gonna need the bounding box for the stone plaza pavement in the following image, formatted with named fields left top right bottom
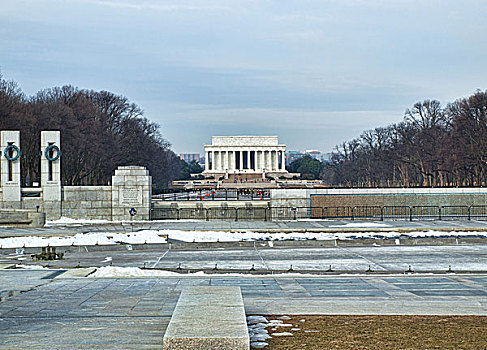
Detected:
left=1, top=219, right=487, bottom=348
left=4, top=244, right=486, bottom=273
left=3, top=218, right=487, bottom=238
left=1, top=270, right=487, bottom=349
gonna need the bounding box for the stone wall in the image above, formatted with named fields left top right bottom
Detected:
left=271, top=188, right=487, bottom=208
left=62, top=186, right=112, bottom=220
left=5, top=167, right=151, bottom=221
left=270, top=189, right=308, bottom=207
left=0, top=131, right=153, bottom=222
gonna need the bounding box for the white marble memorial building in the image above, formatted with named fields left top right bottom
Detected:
left=203, top=136, right=288, bottom=176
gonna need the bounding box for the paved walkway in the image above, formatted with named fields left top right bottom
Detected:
left=1, top=271, right=487, bottom=349
left=3, top=219, right=487, bottom=238
left=3, top=244, right=486, bottom=273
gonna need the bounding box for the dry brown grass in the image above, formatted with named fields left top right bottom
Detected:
left=263, top=315, right=487, bottom=350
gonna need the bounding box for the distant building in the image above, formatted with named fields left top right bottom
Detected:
left=285, top=150, right=304, bottom=166
left=321, top=152, right=332, bottom=163
left=203, top=136, right=289, bottom=175
left=305, top=150, right=322, bottom=160
left=286, top=150, right=332, bottom=164
left=180, top=153, right=200, bottom=163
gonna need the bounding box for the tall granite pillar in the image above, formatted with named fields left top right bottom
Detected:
left=41, top=131, right=62, bottom=219
left=1, top=131, right=21, bottom=208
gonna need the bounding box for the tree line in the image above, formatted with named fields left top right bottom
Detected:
left=322, top=90, right=487, bottom=187
left=0, top=73, right=183, bottom=192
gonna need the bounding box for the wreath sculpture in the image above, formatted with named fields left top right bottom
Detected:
left=4, top=145, right=21, bottom=161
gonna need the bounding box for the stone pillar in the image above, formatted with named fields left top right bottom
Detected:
left=275, top=149, right=279, bottom=171
left=239, top=150, right=243, bottom=170
left=1, top=130, right=21, bottom=208
left=41, top=131, right=62, bottom=219
left=211, top=151, right=215, bottom=171
left=205, top=151, right=210, bottom=171
left=224, top=150, right=230, bottom=171
left=247, top=149, right=251, bottom=170
left=281, top=150, right=286, bottom=170
left=265, top=150, right=271, bottom=171
left=111, top=166, right=152, bottom=221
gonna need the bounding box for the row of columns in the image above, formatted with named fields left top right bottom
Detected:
left=205, top=149, right=286, bottom=172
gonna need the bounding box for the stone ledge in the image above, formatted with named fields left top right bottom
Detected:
left=163, top=286, right=249, bottom=350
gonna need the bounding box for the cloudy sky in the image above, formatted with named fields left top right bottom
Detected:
left=1, top=0, right=486, bottom=154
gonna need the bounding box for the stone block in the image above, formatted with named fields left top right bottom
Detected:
left=123, top=177, right=137, bottom=186
left=96, top=191, right=111, bottom=201
left=83, top=191, right=97, bottom=201
left=98, top=200, right=112, bottom=208
left=111, top=208, right=127, bottom=217
left=163, top=286, right=249, bottom=350
left=62, top=201, right=78, bottom=209
left=111, top=176, right=126, bottom=186
left=21, top=198, right=42, bottom=210
left=114, top=169, right=132, bottom=176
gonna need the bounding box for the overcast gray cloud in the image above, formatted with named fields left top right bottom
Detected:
left=1, top=0, right=486, bottom=153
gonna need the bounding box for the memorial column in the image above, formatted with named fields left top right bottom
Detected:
left=247, top=149, right=251, bottom=170
left=275, top=149, right=279, bottom=171
left=229, top=150, right=233, bottom=171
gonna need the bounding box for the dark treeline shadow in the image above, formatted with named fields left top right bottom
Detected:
left=0, top=72, right=184, bottom=192
left=323, top=91, right=487, bottom=187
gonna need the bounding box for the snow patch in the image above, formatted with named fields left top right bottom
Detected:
left=15, top=264, right=49, bottom=269
left=0, top=231, right=166, bottom=248
left=329, top=222, right=391, bottom=228
left=46, top=217, right=112, bottom=226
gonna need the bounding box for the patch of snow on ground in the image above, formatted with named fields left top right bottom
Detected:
left=90, top=266, right=187, bottom=278
left=248, top=315, right=299, bottom=347
left=329, top=222, right=391, bottom=228
left=248, top=315, right=271, bottom=348
left=163, top=229, right=487, bottom=242
left=0, top=231, right=166, bottom=248
left=45, top=217, right=112, bottom=226
left=89, top=266, right=334, bottom=278
left=15, top=264, right=49, bottom=269
left=3, top=228, right=486, bottom=249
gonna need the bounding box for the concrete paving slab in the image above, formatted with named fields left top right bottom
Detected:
left=1, top=273, right=487, bottom=348
left=163, top=286, right=249, bottom=350
left=54, top=268, right=96, bottom=278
